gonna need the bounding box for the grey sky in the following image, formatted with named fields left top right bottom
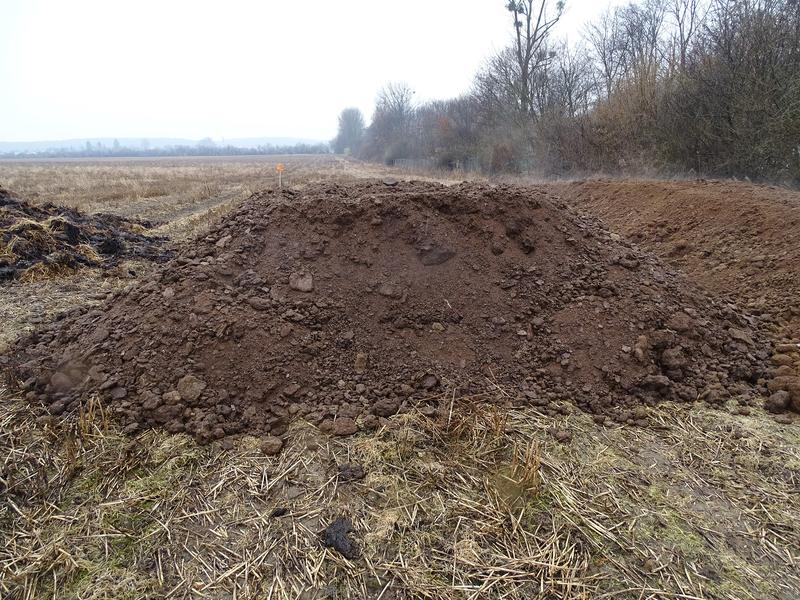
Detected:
left=0, top=0, right=619, bottom=143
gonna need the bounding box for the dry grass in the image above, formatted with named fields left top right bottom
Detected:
left=1, top=384, right=797, bottom=599
left=0, top=157, right=275, bottom=235
left=0, top=156, right=409, bottom=229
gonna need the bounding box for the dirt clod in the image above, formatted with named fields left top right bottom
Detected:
left=270, top=507, right=289, bottom=518
left=261, top=435, right=284, bottom=456
left=552, top=429, right=573, bottom=443
left=374, top=398, right=400, bottom=418
left=321, top=517, right=360, bottom=559
left=332, top=418, right=358, bottom=436
left=289, top=271, right=314, bottom=292
left=177, top=375, right=206, bottom=402
left=337, top=463, right=366, bottom=482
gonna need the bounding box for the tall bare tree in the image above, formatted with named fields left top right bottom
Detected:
left=669, top=0, right=706, bottom=71
left=586, top=8, right=628, bottom=98
left=506, top=0, right=565, bottom=116
left=362, top=82, right=417, bottom=163
left=332, top=108, right=365, bottom=155
left=375, top=82, right=415, bottom=134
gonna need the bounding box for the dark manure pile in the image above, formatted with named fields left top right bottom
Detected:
left=0, top=187, right=173, bottom=282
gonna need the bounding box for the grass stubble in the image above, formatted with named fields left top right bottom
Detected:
left=1, top=380, right=798, bottom=599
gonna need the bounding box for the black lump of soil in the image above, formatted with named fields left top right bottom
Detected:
left=321, top=517, right=360, bottom=559
left=336, top=463, right=366, bottom=482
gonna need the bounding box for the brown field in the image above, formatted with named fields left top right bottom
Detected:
left=0, top=155, right=383, bottom=234
left=0, top=156, right=798, bottom=600
left=0, top=155, right=464, bottom=226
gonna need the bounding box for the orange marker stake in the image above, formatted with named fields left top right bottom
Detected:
left=276, top=163, right=285, bottom=188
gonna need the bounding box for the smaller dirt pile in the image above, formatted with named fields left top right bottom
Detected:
left=553, top=178, right=800, bottom=414
left=0, top=187, right=172, bottom=281
left=4, top=181, right=771, bottom=443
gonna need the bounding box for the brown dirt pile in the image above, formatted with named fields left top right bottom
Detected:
left=3, top=181, right=770, bottom=443
left=552, top=178, right=800, bottom=413
left=0, top=187, right=172, bottom=281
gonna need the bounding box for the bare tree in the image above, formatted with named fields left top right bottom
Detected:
left=553, top=44, right=596, bottom=118
left=474, top=46, right=525, bottom=122
left=619, top=0, right=666, bottom=78
left=332, top=108, right=365, bottom=155
left=362, top=82, right=417, bottom=163
left=375, top=82, right=415, bottom=133
left=668, top=0, right=706, bottom=71
left=663, top=0, right=800, bottom=177
left=350, top=0, right=800, bottom=180
left=585, top=8, right=628, bottom=98
left=506, top=0, right=565, bottom=116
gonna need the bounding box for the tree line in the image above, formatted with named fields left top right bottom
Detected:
left=0, top=142, right=330, bottom=160
left=334, top=0, right=800, bottom=182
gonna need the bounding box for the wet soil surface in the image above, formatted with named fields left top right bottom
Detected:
left=3, top=181, right=772, bottom=442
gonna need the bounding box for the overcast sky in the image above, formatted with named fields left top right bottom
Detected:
left=0, top=0, right=620, bottom=143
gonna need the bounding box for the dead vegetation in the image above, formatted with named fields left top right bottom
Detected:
left=1, top=384, right=798, bottom=599
left=0, top=187, right=171, bottom=285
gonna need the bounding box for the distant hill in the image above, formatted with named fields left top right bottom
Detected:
left=0, top=137, right=325, bottom=153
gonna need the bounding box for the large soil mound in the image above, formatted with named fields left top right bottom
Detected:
left=4, top=181, right=770, bottom=443
left=0, top=187, right=172, bottom=281
left=552, top=178, right=800, bottom=413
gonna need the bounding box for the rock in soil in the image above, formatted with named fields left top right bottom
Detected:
left=3, top=181, right=770, bottom=443
left=289, top=271, right=314, bottom=292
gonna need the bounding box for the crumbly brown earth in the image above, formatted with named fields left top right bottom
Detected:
left=551, top=178, right=800, bottom=413
left=4, top=181, right=770, bottom=443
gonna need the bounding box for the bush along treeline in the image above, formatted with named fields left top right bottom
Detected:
left=334, top=0, right=800, bottom=182
left=0, top=141, right=330, bottom=160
